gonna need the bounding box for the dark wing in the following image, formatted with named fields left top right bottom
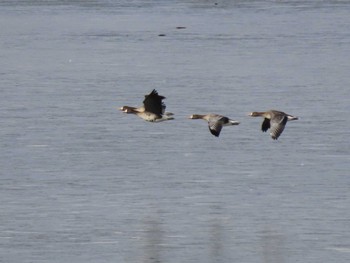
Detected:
left=143, top=89, right=165, bottom=116
left=269, top=115, right=288, bottom=140
left=208, top=116, right=225, bottom=137
left=261, top=118, right=270, bottom=132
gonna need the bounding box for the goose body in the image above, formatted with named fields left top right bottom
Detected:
left=120, top=90, right=174, bottom=122
left=189, top=114, right=240, bottom=137
left=249, top=110, right=298, bottom=140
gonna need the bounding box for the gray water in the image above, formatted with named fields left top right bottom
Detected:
left=1, top=1, right=350, bottom=262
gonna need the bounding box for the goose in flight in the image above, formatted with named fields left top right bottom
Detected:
left=249, top=110, right=298, bottom=140
left=189, top=114, right=240, bottom=137
left=120, top=89, right=174, bottom=122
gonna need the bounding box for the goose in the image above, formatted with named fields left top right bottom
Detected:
left=189, top=114, right=240, bottom=137
left=120, top=90, right=174, bottom=122
left=249, top=110, right=298, bottom=140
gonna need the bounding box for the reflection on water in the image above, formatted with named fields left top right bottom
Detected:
left=142, top=215, right=163, bottom=263
left=209, top=218, right=225, bottom=263
left=260, top=227, right=286, bottom=263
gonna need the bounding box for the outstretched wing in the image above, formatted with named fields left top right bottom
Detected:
left=208, top=116, right=226, bottom=137
left=269, top=115, right=288, bottom=140
left=143, top=89, right=165, bottom=116
left=261, top=118, right=270, bottom=132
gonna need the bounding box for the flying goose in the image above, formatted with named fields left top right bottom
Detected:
left=249, top=110, right=298, bottom=140
left=120, top=90, right=174, bottom=122
left=189, top=114, right=240, bottom=137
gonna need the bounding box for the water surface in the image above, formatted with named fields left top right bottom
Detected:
left=1, top=1, right=350, bottom=262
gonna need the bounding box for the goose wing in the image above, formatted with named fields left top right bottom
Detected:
left=143, top=89, right=165, bottom=116
left=269, top=114, right=288, bottom=140
left=261, top=118, right=270, bottom=132
left=208, top=115, right=226, bottom=137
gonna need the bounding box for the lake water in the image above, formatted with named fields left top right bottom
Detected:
left=1, top=1, right=350, bottom=262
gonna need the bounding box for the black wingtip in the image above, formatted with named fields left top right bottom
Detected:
left=261, top=118, right=270, bottom=132
left=148, top=89, right=165, bottom=100
left=209, top=129, right=220, bottom=137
